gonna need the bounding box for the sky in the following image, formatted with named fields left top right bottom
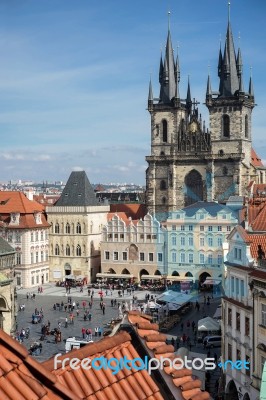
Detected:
left=0, top=0, right=265, bottom=185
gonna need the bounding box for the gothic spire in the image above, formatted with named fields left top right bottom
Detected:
left=159, top=23, right=177, bottom=104
left=206, top=74, right=212, bottom=98
left=186, top=76, right=192, bottom=115
left=148, top=78, right=153, bottom=101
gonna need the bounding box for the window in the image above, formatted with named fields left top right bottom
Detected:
left=66, top=245, right=70, bottom=256
left=113, top=252, right=118, bottom=261
left=236, top=278, right=239, bottom=295
left=16, top=233, right=21, bottom=243
left=152, top=234, right=157, bottom=239
left=231, top=277, right=235, bottom=293
left=66, top=223, right=70, bottom=234
left=217, top=237, right=223, bottom=247
left=218, top=254, right=223, bottom=265
left=180, top=253, right=185, bottom=263
left=180, top=225, right=185, bottom=231
left=245, top=317, right=250, bottom=336
left=245, top=115, right=249, bottom=138
left=241, top=280, right=245, bottom=296
left=188, top=237, right=194, bottom=246
left=208, top=237, right=213, bottom=247
left=200, top=226, right=204, bottom=232
left=207, top=254, right=213, bottom=264
left=172, top=225, right=176, bottom=231
left=162, top=119, right=167, bottom=142
left=172, top=236, right=177, bottom=246
left=208, top=226, right=213, bottom=232
left=146, top=234, right=151, bottom=240
left=160, top=180, right=167, bottom=190
left=199, top=214, right=204, bottom=220
left=227, top=226, right=231, bottom=232
left=223, top=114, right=230, bottom=137
left=218, top=226, right=222, bottom=232
left=200, top=237, right=205, bottom=247
left=40, top=231, right=44, bottom=241
left=262, top=304, right=266, bottom=326
left=76, top=223, right=81, bottom=234
left=236, top=348, right=241, bottom=361
left=76, top=245, right=81, bottom=256
left=149, top=253, right=154, bottom=262
left=55, top=223, right=60, bottom=234
left=16, top=253, right=21, bottom=265
left=55, top=245, right=60, bottom=256
left=238, top=249, right=242, bottom=260
left=199, top=253, right=205, bottom=264
left=35, top=232, right=39, bottom=241
left=181, top=236, right=185, bottom=246
left=188, top=253, right=194, bottom=263
left=236, top=312, right=240, bottom=331
left=41, top=251, right=44, bottom=262
left=105, top=251, right=110, bottom=260
left=228, top=308, right=232, bottom=326
left=31, top=232, right=34, bottom=242
left=120, top=234, right=124, bottom=239
left=122, top=252, right=127, bottom=261
left=228, top=344, right=232, bottom=360
left=158, top=253, right=163, bottom=262
left=189, top=225, right=193, bottom=231
left=32, top=276, right=35, bottom=285
left=222, top=214, right=226, bottom=219
left=171, top=252, right=177, bottom=263
left=140, top=252, right=145, bottom=261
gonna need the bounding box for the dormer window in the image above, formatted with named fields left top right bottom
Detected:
left=10, top=212, right=20, bottom=225
left=34, top=212, right=42, bottom=225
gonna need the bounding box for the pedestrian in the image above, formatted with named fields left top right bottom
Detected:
left=82, top=327, right=86, bottom=339
left=95, top=327, right=98, bottom=337
left=102, top=304, right=105, bottom=315
left=186, top=320, right=190, bottom=329
left=176, top=337, right=180, bottom=349
left=88, top=312, right=92, bottom=321
left=98, top=327, right=102, bottom=337
left=84, top=313, right=87, bottom=321
left=76, top=309, right=80, bottom=317
left=65, top=317, right=68, bottom=328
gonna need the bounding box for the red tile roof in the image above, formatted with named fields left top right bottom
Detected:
left=250, top=203, right=266, bottom=231
left=43, top=330, right=164, bottom=400
left=251, top=148, right=264, bottom=167
left=0, top=191, right=49, bottom=229
left=110, top=204, right=146, bottom=220
left=0, top=328, right=79, bottom=400
left=247, top=234, right=266, bottom=259
left=127, top=311, right=210, bottom=400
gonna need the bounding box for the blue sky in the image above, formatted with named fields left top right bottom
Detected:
left=0, top=0, right=265, bottom=184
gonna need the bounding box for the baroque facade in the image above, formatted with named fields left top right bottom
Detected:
left=145, top=13, right=265, bottom=218
left=47, top=170, right=109, bottom=283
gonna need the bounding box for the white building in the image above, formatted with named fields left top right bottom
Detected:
left=0, top=191, right=50, bottom=288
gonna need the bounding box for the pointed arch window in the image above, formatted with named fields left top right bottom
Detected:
left=66, top=244, right=70, bottom=256
left=65, top=223, right=70, bottom=234
left=76, top=245, right=81, bottom=256
left=222, top=115, right=230, bottom=138
left=160, top=180, right=167, bottom=190
left=76, top=223, right=81, bottom=234
left=55, top=244, right=60, bottom=256
left=162, top=120, right=168, bottom=142
left=245, top=115, right=249, bottom=138
left=55, top=223, right=60, bottom=234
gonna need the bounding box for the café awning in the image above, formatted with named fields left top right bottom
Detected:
left=167, top=276, right=195, bottom=282
left=96, top=273, right=134, bottom=279
left=141, top=275, right=162, bottom=280
left=203, top=278, right=222, bottom=285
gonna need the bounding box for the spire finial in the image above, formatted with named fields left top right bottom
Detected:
left=228, top=1, right=231, bottom=23
left=238, top=31, right=241, bottom=47
left=168, top=10, right=171, bottom=31
left=250, top=66, right=253, bottom=78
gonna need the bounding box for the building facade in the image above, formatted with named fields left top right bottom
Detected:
left=0, top=191, right=50, bottom=288
left=47, top=171, right=109, bottom=283
left=100, top=213, right=165, bottom=282
left=0, top=237, right=16, bottom=334
left=222, top=224, right=266, bottom=400
left=145, top=11, right=264, bottom=217
left=165, top=202, right=238, bottom=287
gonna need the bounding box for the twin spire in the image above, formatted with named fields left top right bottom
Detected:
left=149, top=7, right=255, bottom=108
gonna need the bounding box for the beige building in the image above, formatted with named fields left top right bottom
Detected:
left=47, top=171, right=109, bottom=283
left=0, top=237, right=16, bottom=334
left=0, top=191, right=50, bottom=288
left=100, top=213, right=166, bottom=282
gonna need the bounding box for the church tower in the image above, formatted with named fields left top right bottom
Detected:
left=205, top=6, right=255, bottom=202
left=146, top=22, right=212, bottom=218
left=146, top=8, right=257, bottom=218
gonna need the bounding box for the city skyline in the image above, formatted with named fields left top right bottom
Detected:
left=0, top=0, right=265, bottom=184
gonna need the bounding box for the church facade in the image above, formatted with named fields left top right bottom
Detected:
left=145, top=15, right=265, bottom=219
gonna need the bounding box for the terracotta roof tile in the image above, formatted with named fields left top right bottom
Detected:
left=145, top=333, right=167, bottom=342
left=154, top=344, right=174, bottom=354
left=251, top=148, right=264, bottom=167
left=137, top=322, right=159, bottom=331
left=247, top=234, right=266, bottom=258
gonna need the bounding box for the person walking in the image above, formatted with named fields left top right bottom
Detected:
left=102, top=304, right=105, bottom=315
left=98, top=327, right=102, bottom=337
left=95, top=327, right=98, bottom=337
left=65, top=317, right=68, bottom=328
left=82, top=327, right=86, bottom=339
